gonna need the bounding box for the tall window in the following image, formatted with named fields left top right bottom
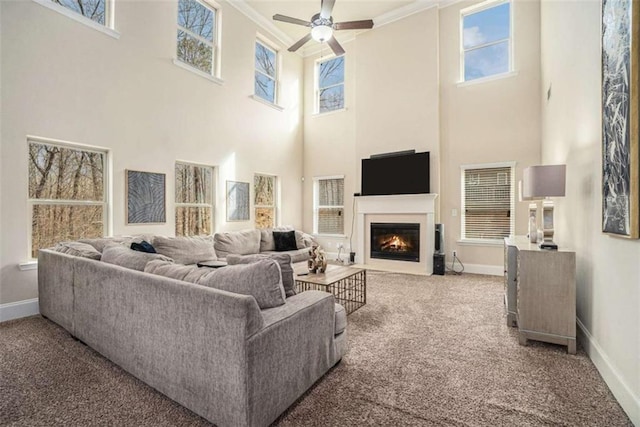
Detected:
left=175, top=162, right=214, bottom=236
left=49, top=0, right=109, bottom=25
left=254, top=174, right=276, bottom=229
left=461, top=163, right=515, bottom=241
left=177, top=0, right=218, bottom=76
left=317, top=56, right=345, bottom=113
left=255, top=40, right=278, bottom=104
left=461, top=0, right=511, bottom=82
left=314, top=177, right=344, bottom=235
left=28, top=138, right=108, bottom=258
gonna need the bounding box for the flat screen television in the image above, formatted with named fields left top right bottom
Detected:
left=361, top=151, right=430, bottom=196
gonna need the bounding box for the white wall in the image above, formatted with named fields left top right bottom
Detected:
left=540, top=1, right=639, bottom=423
left=0, top=0, right=303, bottom=304
left=302, top=7, right=440, bottom=258
left=439, top=0, right=542, bottom=270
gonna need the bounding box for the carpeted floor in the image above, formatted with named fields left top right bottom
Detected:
left=0, top=271, right=632, bottom=426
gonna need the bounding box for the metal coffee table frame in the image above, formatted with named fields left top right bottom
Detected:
left=294, top=264, right=366, bottom=314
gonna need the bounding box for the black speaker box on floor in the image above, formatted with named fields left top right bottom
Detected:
left=435, top=223, right=444, bottom=254
left=433, top=253, right=445, bottom=275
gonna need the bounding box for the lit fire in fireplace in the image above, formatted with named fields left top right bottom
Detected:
left=379, top=235, right=413, bottom=252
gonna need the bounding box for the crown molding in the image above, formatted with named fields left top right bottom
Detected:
left=225, top=0, right=294, bottom=49
left=374, top=0, right=439, bottom=28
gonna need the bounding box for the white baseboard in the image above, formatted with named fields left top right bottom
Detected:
left=0, top=298, right=40, bottom=322
left=577, top=318, right=639, bottom=425
left=458, top=263, right=503, bottom=276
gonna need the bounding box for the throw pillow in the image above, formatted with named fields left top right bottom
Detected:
left=259, top=226, right=294, bottom=252
left=101, top=245, right=173, bottom=271
left=53, top=242, right=102, bottom=260
left=145, top=260, right=211, bottom=283
left=153, top=236, right=216, bottom=265
left=196, top=260, right=285, bottom=309
left=131, top=240, right=157, bottom=254
left=226, top=253, right=296, bottom=297
left=273, top=230, right=298, bottom=252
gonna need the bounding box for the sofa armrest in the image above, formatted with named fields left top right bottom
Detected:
left=246, top=290, right=342, bottom=426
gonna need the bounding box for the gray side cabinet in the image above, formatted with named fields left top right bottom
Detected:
left=503, top=241, right=518, bottom=327
left=504, top=237, right=576, bottom=354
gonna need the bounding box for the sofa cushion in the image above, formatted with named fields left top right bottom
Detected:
left=334, top=303, right=346, bottom=335
left=262, top=248, right=310, bottom=264
left=273, top=230, right=298, bottom=252
left=52, top=242, right=102, bottom=260
left=153, top=236, right=216, bottom=265
left=145, top=260, right=212, bottom=283
left=78, top=237, right=130, bottom=253
left=101, top=245, right=173, bottom=271
left=214, top=229, right=261, bottom=258
left=226, top=253, right=296, bottom=298
left=295, top=231, right=316, bottom=249
left=197, top=260, right=285, bottom=309
left=259, top=226, right=294, bottom=252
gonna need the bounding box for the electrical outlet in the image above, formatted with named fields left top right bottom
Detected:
left=452, top=250, right=457, bottom=258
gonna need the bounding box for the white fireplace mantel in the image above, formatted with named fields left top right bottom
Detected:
left=355, top=194, right=438, bottom=275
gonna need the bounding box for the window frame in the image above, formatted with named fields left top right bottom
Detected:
left=32, top=0, right=119, bottom=38
left=254, top=173, right=278, bottom=229
left=27, top=136, right=111, bottom=260
left=253, top=37, right=280, bottom=106
left=459, top=0, right=513, bottom=83
left=315, top=55, right=346, bottom=114
left=459, top=161, right=515, bottom=246
left=313, top=175, right=345, bottom=236
left=175, top=0, right=222, bottom=81
left=174, top=161, right=215, bottom=237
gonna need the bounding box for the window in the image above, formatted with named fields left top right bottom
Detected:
left=254, top=40, right=278, bottom=104
left=461, top=163, right=515, bottom=242
left=28, top=138, right=108, bottom=258
left=175, top=162, right=214, bottom=236
left=254, top=174, right=276, bottom=229
left=314, top=177, right=344, bottom=235
left=48, top=0, right=109, bottom=25
left=317, top=56, right=345, bottom=113
left=461, top=0, right=511, bottom=82
left=177, top=0, right=218, bottom=76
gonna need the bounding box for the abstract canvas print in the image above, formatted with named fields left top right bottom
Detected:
left=226, top=180, right=250, bottom=221
left=126, top=170, right=166, bottom=224
left=601, top=0, right=639, bottom=238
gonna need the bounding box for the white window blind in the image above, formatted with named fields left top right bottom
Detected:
left=314, top=177, right=344, bottom=235
left=461, top=165, right=514, bottom=241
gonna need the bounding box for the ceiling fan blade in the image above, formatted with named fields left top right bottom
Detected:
left=320, top=0, right=336, bottom=19
left=334, top=19, right=374, bottom=30
left=273, top=14, right=311, bottom=27
left=288, top=33, right=313, bottom=52
left=327, top=36, right=345, bottom=56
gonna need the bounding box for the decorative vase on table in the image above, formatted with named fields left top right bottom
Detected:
left=308, top=245, right=327, bottom=273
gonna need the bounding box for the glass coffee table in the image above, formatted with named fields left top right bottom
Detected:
left=293, top=263, right=366, bottom=314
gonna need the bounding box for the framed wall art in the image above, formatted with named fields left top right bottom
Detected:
left=601, top=0, right=639, bottom=238
left=226, top=180, right=250, bottom=221
left=126, top=170, right=166, bottom=224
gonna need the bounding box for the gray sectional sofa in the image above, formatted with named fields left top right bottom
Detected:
left=38, top=228, right=346, bottom=427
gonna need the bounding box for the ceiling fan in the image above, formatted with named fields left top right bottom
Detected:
left=273, top=0, right=374, bottom=56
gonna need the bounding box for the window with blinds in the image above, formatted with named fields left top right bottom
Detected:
left=314, top=177, right=344, bottom=235
left=461, top=164, right=514, bottom=241
left=175, top=162, right=214, bottom=236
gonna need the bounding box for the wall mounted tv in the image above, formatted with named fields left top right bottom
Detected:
left=361, top=151, right=430, bottom=196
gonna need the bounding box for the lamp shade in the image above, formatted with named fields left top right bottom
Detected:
left=311, top=25, right=333, bottom=42
left=522, top=164, right=566, bottom=198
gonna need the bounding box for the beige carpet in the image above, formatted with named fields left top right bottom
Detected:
left=0, top=271, right=632, bottom=426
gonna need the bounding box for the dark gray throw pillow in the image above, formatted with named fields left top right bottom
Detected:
left=226, top=253, right=296, bottom=297
left=273, top=230, right=298, bottom=252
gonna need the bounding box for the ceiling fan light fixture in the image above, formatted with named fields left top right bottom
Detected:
left=311, top=25, right=333, bottom=42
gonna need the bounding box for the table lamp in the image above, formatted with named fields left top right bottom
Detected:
left=522, top=165, right=566, bottom=249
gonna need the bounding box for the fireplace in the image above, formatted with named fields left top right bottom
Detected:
left=370, top=223, right=420, bottom=262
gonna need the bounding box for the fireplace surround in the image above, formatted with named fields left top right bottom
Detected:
left=355, top=194, right=437, bottom=275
